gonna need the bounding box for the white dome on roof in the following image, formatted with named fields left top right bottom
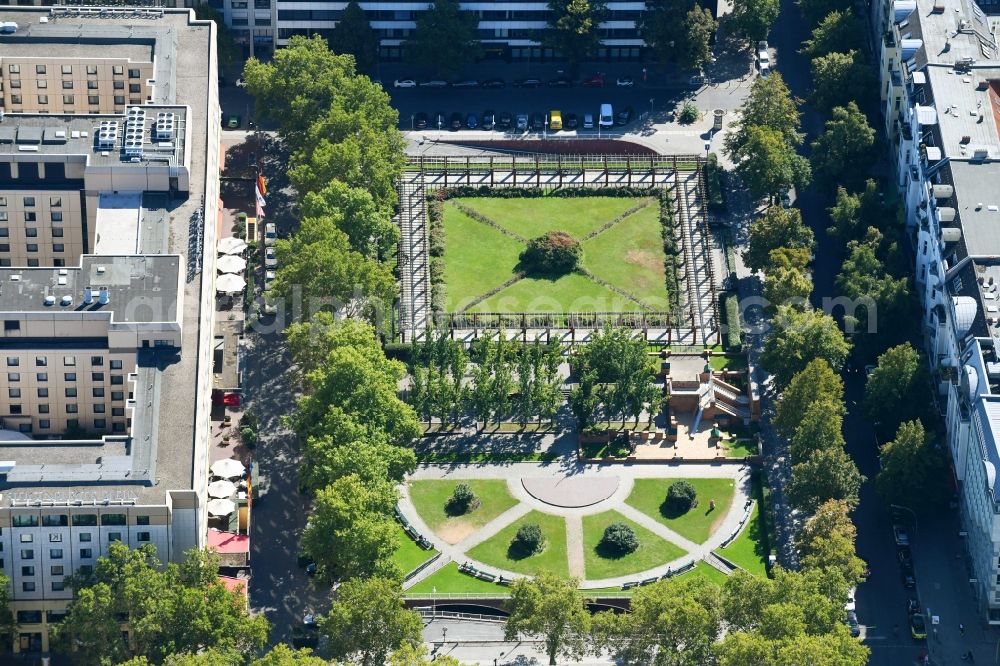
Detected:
left=954, top=296, right=978, bottom=338
left=965, top=364, right=980, bottom=401
left=985, top=459, right=997, bottom=493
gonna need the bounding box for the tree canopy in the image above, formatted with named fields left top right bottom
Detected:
left=330, top=1, right=380, bottom=73
left=876, top=419, right=948, bottom=508
left=300, top=181, right=398, bottom=260
left=322, top=577, right=423, bottom=666
left=835, top=227, right=910, bottom=339
left=732, top=126, right=812, bottom=201
left=761, top=306, right=851, bottom=389
left=52, top=544, right=269, bottom=665
left=406, top=0, right=482, bottom=77
left=796, top=500, right=866, bottom=584
left=729, top=0, right=780, bottom=42
left=810, top=102, right=875, bottom=188
left=787, top=446, right=864, bottom=511
left=799, top=10, right=863, bottom=56
left=505, top=574, right=591, bottom=665
left=725, top=74, right=803, bottom=157
left=744, top=206, right=815, bottom=274
left=642, top=0, right=718, bottom=70
left=795, top=0, right=854, bottom=30
left=864, top=343, right=930, bottom=438
left=542, top=0, right=609, bottom=72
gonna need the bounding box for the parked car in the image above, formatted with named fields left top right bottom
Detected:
left=481, top=78, right=506, bottom=88
left=414, top=112, right=428, bottom=130
left=599, top=103, right=614, bottom=128
left=452, top=79, right=479, bottom=87
left=564, top=112, right=579, bottom=130
left=581, top=73, right=605, bottom=88
left=514, top=78, right=542, bottom=88
left=264, top=246, right=277, bottom=268
left=615, top=106, right=634, bottom=126
left=225, top=114, right=240, bottom=129
left=616, top=76, right=634, bottom=87
left=393, top=79, right=417, bottom=88
left=893, top=525, right=910, bottom=546
left=898, top=546, right=913, bottom=568
left=262, top=294, right=277, bottom=316
left=530, top=112, right=545, bottom=131
left=549, top=109, right=563, bottom=131
left=264, top=222, right=277, bottom=246
left=433, top=111, right=447, bottom=129
left=235, top=77, right=246, bottom=88
left=465, top=113, right=478, bottom=129
left=846, top=610, right=861, bottom=638
left=901, top=570, right=916, bottom=588
left=845, top=586, right=856, bottom=612
left=498, top=111, right=513, bottom=130
left=548, top=77, right=572, bottom=88
left=516, top=113, right=529, bottom=131
left=583, top=113, right=595, bottom=129
left=757, top=41, right=771, bottom=77
left=449, top=112, right=463, bottom=130
left=482, top=110, right=496, bottom=130
left=264, top=270, right=276, bottom=287
left=909, top=611, right=927, bottom=640
left=420, top=79, right=449, bottom=87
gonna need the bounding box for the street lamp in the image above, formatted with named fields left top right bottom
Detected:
left=442, top=627, right=448, bottom=645
left=410, top=114, right=414, bottom=131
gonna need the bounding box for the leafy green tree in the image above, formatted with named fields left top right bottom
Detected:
left=680, top=6, right=719, bottom=70
left=52, top=544, right=269, bottom=665
left=799, top=10, right=862, bottom=56
left=406, top=0, right=482, bottom=77
left=826, top=180, right=884, bottom=240
left=795, top=0, right=853, bottom=27
left=286, top=312, right=376, bottom=380
left=864, top=343, right=929, bottom=438
left=810, top=102, right=875, bottom=190
left=592, top=576, right=722, bottom=665
left=272, top=216, right=396, bottom=317
left=321, top=577, right=423, bottom=666
left=301, top=181, right=398, bottom=260
left=576, top=327, right=659, bottom=424
left=409, top=333, right=469, bottom=425
left=732, top=126, right=812, bottom=201
left=810, top=53, right=875, bottom=111
left=761, top=306, right=851, bottom=389
left=388, top=643, right=465, bottom=665
left=724, top=73, right=803, bottom=158
left=836, top=227, right=910, bottom=337
left=301, top=474, right=401, bottom=582
left=729, top=0, right=779, bottom=42
left=570, top=368, right=600, bottom=429
left=796, top=500, right=866, bottom=584
left=789, top=396, right=845, bottom=462
left=642, top=0, right=717, bottom=70
left=787, top=446, right=864, bottom=511
left=243, top=35, right=360, bottom=150
left=877, top=420, right=948, bottom=508
left=330, top=1, right=380, bottom=73
left=250, top=645, right=329, bottom=666
left=722, top=568, right=852, bottom=636
left=744, top=207, right=815, bottom=274
left=301, top=423, right=416, bottom=491
left=505, top=574, right=591, bottom=665
left=763, top=262, right=813, bottom=308
left=773, top=359, right=844, bottom=440
left=542, top=0, right=609, bottom=72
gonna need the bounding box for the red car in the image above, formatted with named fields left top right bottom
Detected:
left=581, top=74, right=605, bottom=88
left=223, top=392, right=242, bottom=407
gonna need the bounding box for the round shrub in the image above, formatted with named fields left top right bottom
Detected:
left=519, top=231, right=582, bottom=275
left=600, top=522, right=639, bottom=555
left=679, top=102, right=699, bottom=125
left=666, top=480, right=698, bottom=513
left=511, top=523, right=545, bottom=556
left=445, top=483, right=480, bottom=516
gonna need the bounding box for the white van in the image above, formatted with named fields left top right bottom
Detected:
left=599, top=103, right=614, bottom=129
left=264, top=222, right=277, bottom=246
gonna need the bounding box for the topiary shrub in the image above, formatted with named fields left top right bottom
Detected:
left=679, top=102, right=699, bottom=124
left=599, top=522, right=639, bottom=556
left=510, top=523, right=545, bottom=557
left=519, top=231, right=582, bottom=276
left=665, top=480, right=698, bottom=516
left=445, top=483, right=480, bottom=516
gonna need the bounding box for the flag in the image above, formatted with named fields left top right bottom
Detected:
left=256, top=174, right=267, bottom=196
left=255, top=198, right=265, bottom=219
left=254, top=183, right=266, bottom=209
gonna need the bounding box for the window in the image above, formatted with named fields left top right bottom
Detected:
left=128, top=68, right=141, bottom=78
left=22, top=582, right=35, bottom=592
left=51, top=581, right=64, bottom=592
left=113, top=65, right=123, bottom=75
left=23, top=197, right=34, bottom=207
left=36, top=79, right=46, bottom=89
left=87, top=65, right=97, bottom=75
left=12, top=515, right=37, bottom=527
left=36, top=372, right=47, bottom=382
left=50, top=565, right=64, bottom=576
left=25, top=244, right=37, bottom=253
left=3, top=320, right=17, bottom=331
left=47, top=610, right=67, bottom=624
left=24, top=212, right=36, bottom=222
left=91, top=373, right=104, bottom=382
left=25, top=228, right=36, bottom=238
left=114, top=95, right=126, bottom=105
left=136, top=516, right=150, bottom=526
left=111, top=375, right=124, bottom=385
left=48, top=534, right=61, bottom=543
left=62, top=95, right=74, bottom=105
left=0, top=229, right=7, bottom=237
left=93, top=404, right=105, bottom=414
left=92, top=388, right=104, bottom=398
left=0, top=245, right=8, bottom=253
left=36, top=389, right=47, bottom=398
left=37, top=95, right=47, bottom=105
left=6, top=357, right=17, bottom=367
left=94, top=419, right=106, bottom=429
left=7, top=373, right=18, bottom=382
left=35, top=65, right=45, bottom=74
left=88, top=95, right=99, bottom=105
left=112, top=407, right=125, bottom=417
left=67, top=419, right=77, bottom=429
left=51, top=212, right=62, bottom=222
left=78, top=532, right=92, bottom=541
left=16, top=611, right=41, bottom=624
left=19, top=534, right=32, bottom=543
left=61, top=65, right=72, bottom=75
left=101, top=514, right=126, bottom=526
left=20, top=549, right=33, bottom=559
left=9, top=405, right=20, bottom=415
left=113, top=80, right=124, bottom=90
left=129, top=83, right=141, bottom=93
left=79, top=565, right=93, bottom=576
left=7, top=65, right=18, bottom=74
left=113, top=423, right=126, bottom=433
left=112, top=392, right=124, bottom=401
left=64, top=372, right=76, bottom=381
left=108, top=532, right=122, bottom=543
left=79, top=548, right=92, bottom=559
left=65, top=404, right=77, bottom=414
left=41, top=515, right=66, bottom=527
left=38, top=420, right=49, bottom=429
left=20, top=566, right=34, bottom=576
left=87, top=81, right=98, bottom=90
left=52, top=228, right=63, bottom=238
left=37, top=405, right=48, bottom=415
left=7, top=389, right=18, bottom=399
left=64, top=388, right=76, bottom=398
left=7, top=80, right=19, bottom=89
left=10, top=95, right=20, bottom=105
left=137, top=532, right=151, bottom=542
left=110, top=360, right=123, bottom=370
left=35, top=357, right=46, bottom=367
left=61, top=81, right=73, bottom=90
left=52, top=244, right=64, bottom=253
left=49, top=549, right=63, bottom=560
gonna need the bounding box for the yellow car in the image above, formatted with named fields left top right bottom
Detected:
left=549, top=110, right=563, bottom=131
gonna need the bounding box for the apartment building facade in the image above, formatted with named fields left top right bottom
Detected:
left=877, top=0, right=1000, bottom=621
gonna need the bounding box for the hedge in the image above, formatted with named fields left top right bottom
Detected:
left=704, top=153, right=726, bottom=212
left=658, top=190, right=683, bottom=313
left=425, top=197, right=447, bottom=313
left=722, top=292, right=742, bottom=351
left=428, top=185, right=661, bottom=200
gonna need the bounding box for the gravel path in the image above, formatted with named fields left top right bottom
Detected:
left=565, top=514, right=586, bottom=579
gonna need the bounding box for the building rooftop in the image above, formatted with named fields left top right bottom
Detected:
left=926, top=66, right=1000, bottom=160
left=946, top=161, right=1000, bottom=257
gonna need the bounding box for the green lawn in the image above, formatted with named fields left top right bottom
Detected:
left=408, top=480, right=518, bottom=545
left=442, top=207, right=525, bottom=311
left=582, top=205, right=669, bottom=309
left=467, top=510, right=569, bottom=577
left=459, top=197, right=644, bottom=240
left=582, top=510, right=685, bottom=580
left=723, top=438, right=758, bottom=458
left=467, top=271, right=640, bottom=313
left=625, top=478, right=737, bottom=544
left=394, top=529, right=435, bottom=576
left=406, top=562, right=507, bottom=595
left=679, top=562, right=731, bottom=587
left=718, top=476, right=770, bottom=577
left=709, top=354, right=749, bottom=371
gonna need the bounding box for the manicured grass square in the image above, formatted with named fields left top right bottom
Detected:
left=459, top=197, right=644, bottom=240
left=582, top=510, right=685, bottom=580
left=407, top=562, right=506, bottom=595
left=442, top=207, right=526, bottom=312
left=625, top=478, right=737, bottom=544
left=679, top=562, right=730, bottom=587
left=466, top=510, right=569, bottom=577
left=393, top=528, right=435, bottom=576
left=582, top=204, right=669, bottom=309
left=467, top=271, right=640, bottom=313
left=408, top=480, right=518, bottom=545
left=719, top=498, right=769, bottom=577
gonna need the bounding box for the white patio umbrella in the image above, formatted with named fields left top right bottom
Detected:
left=216, top=274, right=246, bottom=294
left=210, top=458, right=246, bottom=478
left=217, top=236, right=248, bottom=255
left=216, top=255, right=247, bottom=274
left=207, top=479, right=237, bottom=498
left=207, top=498, right=237, bottom=517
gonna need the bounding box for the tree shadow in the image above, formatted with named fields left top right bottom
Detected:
left=507, top=540, right=544, bottom=561
left=594, top=542, right=632, bottom=561
left=659, top=499, right=692, bottom=520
